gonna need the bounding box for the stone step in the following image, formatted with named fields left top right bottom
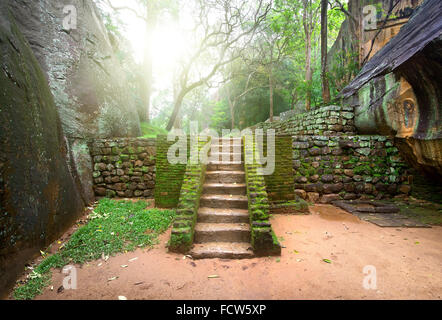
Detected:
left=207, top=162, right=244, bottom=171
left=209, top=153, right=243, bottom=163
left=205, top=171, right=245, bottom=184
left=203, top=183, right=246, bottom=195
left=194, top=223, right=251, bottom=243
left=198, top=207, right=249, bottom=223
left=211, top=138, right=242, bottom=144
left=190, top=242, right=254, bottom=259
left=210, top=145, right=243, bottom=153
left=200, top=194, right=248, bottom=209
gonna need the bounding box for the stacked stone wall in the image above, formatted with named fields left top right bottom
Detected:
left=292, top=135, right=412, bottom=203
left=90, top=138, right=156, bottom=198
left=256, top=105, right=356, bottom=136
left=154, top=135, right=193, bottom=208
left=262, top=135, right=295, bottom=202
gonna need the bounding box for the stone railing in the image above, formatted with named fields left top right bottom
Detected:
left=168, top=138, right=209, bottom=253
left=243, top=136, right=281, bottom=256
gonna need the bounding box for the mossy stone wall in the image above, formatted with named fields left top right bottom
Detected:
left=256, top=105, right=355, bottom=136
left=262, top=135, right=295, bottom=202
left=90, top=138, right=156, bottom=198
left=292, top=135, right=412, bottom=203
left=154, top=135, right=191, bottom=208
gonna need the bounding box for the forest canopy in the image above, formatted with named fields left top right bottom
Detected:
left=96, top=0, right=349, bottom=133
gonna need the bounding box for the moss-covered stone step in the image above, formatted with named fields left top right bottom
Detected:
left=194, top=223, right=251, bottom=243
left=198, top=208, right=249, bottom=223
left=200, top=194, right=248, bottom=209
left=203, top=183, right=246, bottom=195
left=205, top=171, right=245, bottom=184
left=210, top=144, right=243, bottom=153
left=207, top=162, right=244, bottom=171
left=212, top=138, right=242, bottom=143
left=209, top=153, right=243, bottom=163
left=190, top=242, right=254, bottom=259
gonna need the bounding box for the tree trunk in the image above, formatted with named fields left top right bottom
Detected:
left=321, top=0, right=331, bottom=104
left=269, top=64, right=274, bottom=122
left=305, top=31, right=312, bottom=111
left=166, top=92, right=185, bottom=131
left=141, top=52, right=152, bottom=123
left=141, top=1, right=157, bottom=123
left=230, top=103, right=235, bottom=130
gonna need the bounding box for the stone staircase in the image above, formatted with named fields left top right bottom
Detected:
left=190, top=138, right=254, bottom=259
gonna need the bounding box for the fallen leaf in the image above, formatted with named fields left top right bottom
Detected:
left=323, top=259, right=332, bottom=264
left=293, top=250, right=299, bottom=254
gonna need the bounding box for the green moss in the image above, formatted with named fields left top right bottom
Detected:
left=167, top=139, right=208, bottom=253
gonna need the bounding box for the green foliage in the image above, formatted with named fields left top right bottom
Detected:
left=328, top=49, right=360, bottom=95
left=13, top=199, right=175, bottom=300
left=140, top=121, right=167, bottom=138
left=208, top=0, right=348, bottom=130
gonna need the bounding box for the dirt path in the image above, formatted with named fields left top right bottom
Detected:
left=34, top=205, right=442, bottom=300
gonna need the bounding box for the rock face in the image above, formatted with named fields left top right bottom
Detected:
left=0, top=13, right=84, bottom=297
left=8, top=0, right=141, bottom=139
left=328, top=0, right=423, bottom=92
left=338, top=0, right=442, bottom=181
left=7, top=0, right=142, bottom=204
left=0, top=0, right=142, bottom=297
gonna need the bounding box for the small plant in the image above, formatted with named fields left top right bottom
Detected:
left=13, top=198, right=175, bottom=300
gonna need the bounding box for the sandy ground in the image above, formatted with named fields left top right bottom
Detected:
left=33, top=204, right=442, bottom=300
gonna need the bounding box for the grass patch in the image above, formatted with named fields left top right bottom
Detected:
left=13, top=198, right=175, bottom=300
left=140, top=122, right=167, bottom=138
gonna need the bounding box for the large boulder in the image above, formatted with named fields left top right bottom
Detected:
left=340, top=0, right=442, bottom=181
left=8, top=0, right=141, bottom=139
left=0, top=0, right=143, bottom=297
left=7, top=0, right=142, bottom=204
left=0, top=13, right=84, bottom=297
